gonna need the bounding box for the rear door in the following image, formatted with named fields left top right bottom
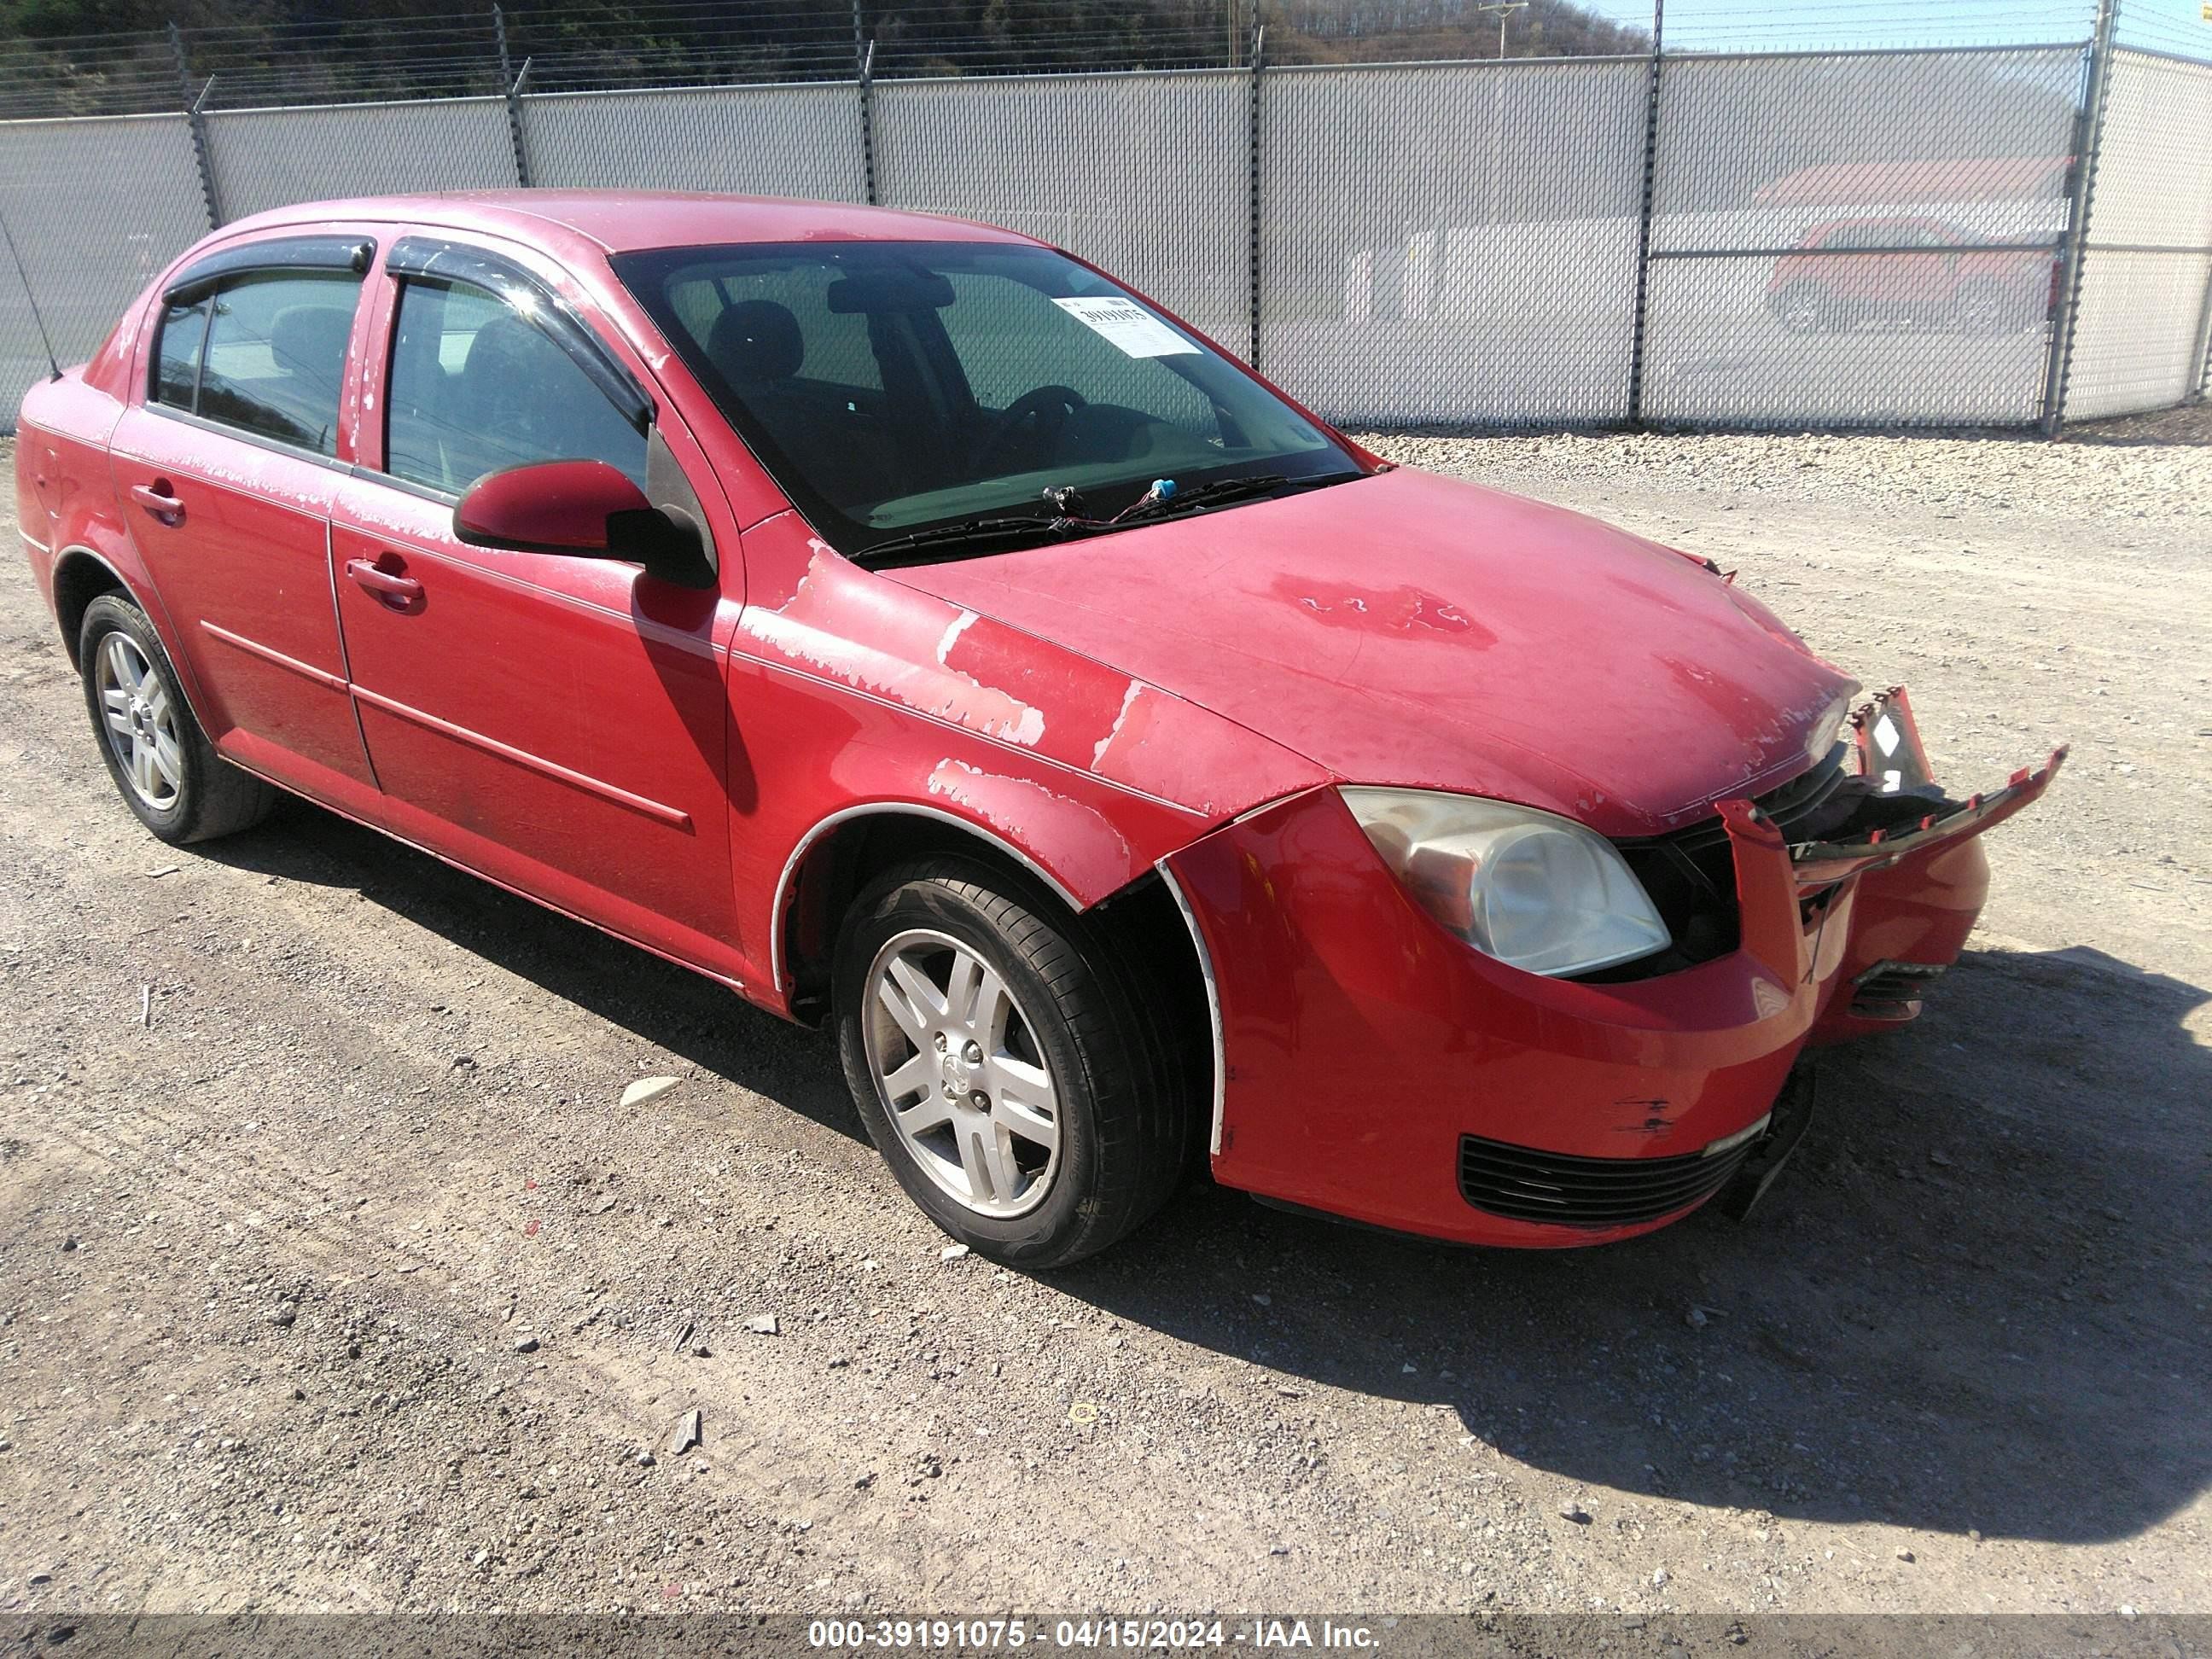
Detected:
left=327, top=233, right=745, bottom=978
left=108, top=235, right=377, bottom=796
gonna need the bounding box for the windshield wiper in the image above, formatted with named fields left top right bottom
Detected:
left=848, top=514, right=1092, bottom=569
left=848, top=472, right=1371, bottom=568
left=1113, top=470, right=1366, bottom=524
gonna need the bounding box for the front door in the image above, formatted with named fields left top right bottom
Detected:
left=329, top=241, right=742, bottom=977
left=109, top=253, right=376, bottom=795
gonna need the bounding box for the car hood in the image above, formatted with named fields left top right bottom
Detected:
left=887, top=467, right=1859, bottom=839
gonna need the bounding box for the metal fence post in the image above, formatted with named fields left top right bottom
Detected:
left=2187, top=259, right=2212, bottom=404
left=855, top=2, right=879, bottom=205
left=494, top=6, right=533, bottom=188
left=1623, top=0, right=1663, bottom=429
left=1246, top=18, right=1265, bottom=371
left=2040, top=0, right=2119, bottom=437
left=170, top=22, right=223, bottom=230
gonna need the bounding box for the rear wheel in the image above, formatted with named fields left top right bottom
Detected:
left=1772, top=282, right=1831, bottom=335
left=833, top=856, right=1196, bottom=1268
left=1954, top=279, right=2019, bottom=336
left=78, top=593, right=276, bottom=845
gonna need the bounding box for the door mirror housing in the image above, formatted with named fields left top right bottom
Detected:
left=454, top=459, right=715, bottom=589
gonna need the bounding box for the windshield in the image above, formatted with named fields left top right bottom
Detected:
left=611, top=241, right=1357, bottom=557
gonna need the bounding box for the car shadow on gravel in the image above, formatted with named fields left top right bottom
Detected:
left=194, top=798, right=866, bottom=1144
left=1057, top=945, right=2211, bottom=1550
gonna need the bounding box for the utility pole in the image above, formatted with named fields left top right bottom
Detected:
left=1475, top=0, right=1529, bottom=58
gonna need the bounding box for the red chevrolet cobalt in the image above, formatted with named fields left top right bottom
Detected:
left=15, top=193, right=2061, bottom=1266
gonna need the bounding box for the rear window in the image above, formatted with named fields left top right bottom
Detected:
left=152, top=269, right=361, bottom=456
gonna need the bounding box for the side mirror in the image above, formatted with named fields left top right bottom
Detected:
left=454, top=459, right=715, bottom=589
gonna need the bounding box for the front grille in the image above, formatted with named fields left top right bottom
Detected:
left=1458, top=1132, right=1761, bottom=1228
left=1603, top=743, right=1855, bottom=975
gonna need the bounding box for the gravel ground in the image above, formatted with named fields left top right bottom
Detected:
left=1, top=425, right=2206, bottom=1621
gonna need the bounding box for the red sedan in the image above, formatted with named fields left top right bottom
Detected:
left=14, top=193, right=2061, bottom=1266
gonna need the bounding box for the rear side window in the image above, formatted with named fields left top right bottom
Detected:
left=152, top=270, right=360, bottom=456
left=384, top=276, right=649, bottom=495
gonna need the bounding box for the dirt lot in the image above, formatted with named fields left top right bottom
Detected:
left=1, top=421, right=2206, bottom=1621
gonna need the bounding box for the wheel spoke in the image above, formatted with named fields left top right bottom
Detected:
left=970, top=966, right=1011, bottom=1046
left=880, top=1049, right=936, bottom=1106
left=943, top=948, right=982, bottom=1027
left=993, top=1091, right=1057, bottom=1154
left=987, top=1051, right=1054, bottom=1107
left=151, top=731, right=183, bottom=790
left=105, top=635, right=137, bottom=694
left=103, top=708, right=133, bottom=742
left=894, top=1090, right=956, bottom=1138
left=131, top=735, right=157, bottom=796
left=958, top=1121, right=1022, bottom=1206
left=876, top=956, right=940, bottom=1047
left=143, top=682, right=171, bottom=727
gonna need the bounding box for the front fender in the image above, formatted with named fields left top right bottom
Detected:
left=727, top=512, right=1327, bottom=1010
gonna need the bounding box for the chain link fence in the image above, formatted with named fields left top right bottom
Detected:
left=4, top=9, right=2210, bottom=437
left=1258, top=57, right=1648, bottom=424
left=2064, top=47, right=2212, bottom=418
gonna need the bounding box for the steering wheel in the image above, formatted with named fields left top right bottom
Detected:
left=975, top=384, right=1088, bottom=474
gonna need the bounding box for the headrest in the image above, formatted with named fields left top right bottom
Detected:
left=268, top=305, right=353, bottom=379
left=707, top=300, right=803, bottom=383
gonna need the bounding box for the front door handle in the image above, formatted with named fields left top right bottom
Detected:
left=346, top=556, right=423, bottom=608
left=131, top=481, right=184, bottom=525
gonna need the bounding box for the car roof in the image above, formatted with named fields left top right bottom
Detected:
left=217, top=189, right=1041, bottom=257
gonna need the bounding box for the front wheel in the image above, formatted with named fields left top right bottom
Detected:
left=833, top=856, right=1196, bottom=1268
left=78, top=592, right=276, bottom=845
left=1771, top=282, right=1831, bottom=335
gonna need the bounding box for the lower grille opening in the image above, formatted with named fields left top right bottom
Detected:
left=1850, top=958, right=1946, bottom=1019
left=1457, top=1132, right=1761, bottom=1228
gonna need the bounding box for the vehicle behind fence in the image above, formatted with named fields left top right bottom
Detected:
left=3, top=8, right=2209, bottom=438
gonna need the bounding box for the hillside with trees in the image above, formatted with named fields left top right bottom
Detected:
left=0, top=0, right=1651, bottom=117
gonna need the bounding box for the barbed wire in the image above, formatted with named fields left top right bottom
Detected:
left=0, top=0, right=2200, bottom=122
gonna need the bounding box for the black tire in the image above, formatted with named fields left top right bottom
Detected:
left=1954, top=279, right=2019, bottom=337
left=78, top=592, right=277, bottom=845
left=832, top=855, right=1196, bottom=1269
left=1771, top=282, right=1830, bottom=335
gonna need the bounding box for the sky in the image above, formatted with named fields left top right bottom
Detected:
left=1566, top=0, right=2211, bottom=56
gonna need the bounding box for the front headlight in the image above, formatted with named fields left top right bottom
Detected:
left=1339, top=788, right=1671, bottom=977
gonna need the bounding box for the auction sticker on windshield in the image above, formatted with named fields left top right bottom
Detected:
left=1052, top=295, right=1198, bottom=357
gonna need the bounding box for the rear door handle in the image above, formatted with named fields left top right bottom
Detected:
left=131, top=481, right=184, bottom=524
left=346, top=557, right=424, bottom=608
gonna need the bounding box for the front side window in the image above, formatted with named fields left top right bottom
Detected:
left=614, top=241, right=1351, bottom=556
left=153, top=295, right=209, bottom=410
left=384, top=276, right=649, bottom=496
left=152, top=270, right=359, bottom=455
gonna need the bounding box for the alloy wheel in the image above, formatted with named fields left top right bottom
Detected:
left=94, top=632, right=183, bottom=811
left=863, top=927, right=1062, bottom=1219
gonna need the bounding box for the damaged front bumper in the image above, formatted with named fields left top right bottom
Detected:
left=1798, top=687, right=2065, bottom=1042
left=1161, top=685, right=2062, bottom=1248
